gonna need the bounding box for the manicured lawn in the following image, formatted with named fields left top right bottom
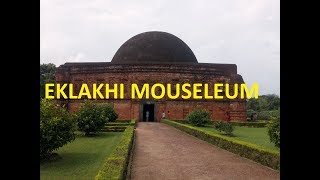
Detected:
left=40, top=132, right=123, bottom=180
left=196, top=126, right=279, bottom=151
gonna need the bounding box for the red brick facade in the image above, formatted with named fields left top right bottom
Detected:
left=55, top=62, right=247, bottom=122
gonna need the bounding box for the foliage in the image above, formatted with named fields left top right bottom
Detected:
left=102, top=120, right=136, bottom=132
left=76, top=101, right=118, bottom=135
left=169, top=120, right=276, bottom=149
left=115, top=120, right=132, bottom=123
left=162, top=120, right=280, bottom=170
left=104, top=105, right=118, bottom=122
left=247, top=94, right=280, bottom=122
left=186, top=108, right=211, bottom=127
left=267, top=117, right=280, bottom=148
left=102, top=126, right=127, bottom=132
left=257, top=110, right=280, bottom=120
left=247, top=94, right=280, bottom=111
left=95, top=126, right=134, bottom=180
left=228, top=121, right=267, bottom=127
left=246, top=109, right=256, bottom=118
left=40, top=99, right=76, bottom=159
left=129, top=119, right=137, bottom=127
left=105, top=123, right=130, bottom=126
left=40, top=63, right=56, bottom=98
left=212, top=121, right=234, bottom=135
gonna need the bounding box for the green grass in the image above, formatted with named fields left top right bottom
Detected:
left=40, top=132, right=123, bottom=180
left=195, top=126, right=279, bottom=151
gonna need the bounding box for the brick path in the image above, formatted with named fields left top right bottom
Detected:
left=129, top=122, right=279, bottom=180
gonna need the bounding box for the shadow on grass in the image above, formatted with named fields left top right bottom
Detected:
left=40, top=152, right=101, bottom=170
left=40, top=153, right=62, bottom=163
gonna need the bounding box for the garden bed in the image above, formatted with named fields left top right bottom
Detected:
left=103, top=120, right=137, bottom=132
left=162, top=120, right=280, bottom=170
left=95, top=125, right=135, bottom=180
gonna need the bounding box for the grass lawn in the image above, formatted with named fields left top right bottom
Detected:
left=196, top=126, right=279, bottom=151
left=40, top=132, right=123, bottom=180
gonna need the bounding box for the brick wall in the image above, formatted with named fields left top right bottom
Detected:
left=56, top=62, right=247, bottom=122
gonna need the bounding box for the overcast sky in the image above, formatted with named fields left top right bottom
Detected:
left=40, top=0, right=280, bottom=96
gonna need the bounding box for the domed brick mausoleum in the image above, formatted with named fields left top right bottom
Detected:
left=56, top=31, right=246, bottom=122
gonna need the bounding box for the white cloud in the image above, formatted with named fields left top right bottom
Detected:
left=69, top=52, right=86, bottom=62
left=40, top=0, right=280, bottom=95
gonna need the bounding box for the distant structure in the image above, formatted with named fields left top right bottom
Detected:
left=56, top=31, right=246, bottom=122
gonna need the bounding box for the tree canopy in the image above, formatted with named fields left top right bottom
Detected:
left=40, top=63, right=56, bottom=98
left=247, top=94, right=280, bottom=111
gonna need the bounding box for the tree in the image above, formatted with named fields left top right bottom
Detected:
left=40, top=63, right=56, bottom=98
left=212, top=121, right=234, bottom=135
left=267, top=116, right=280, bottom=148
left=246, top=94, right=280, bottom=120
left=40, top=99, right=76, bottom=159
left=76, top=101, right=118, bottom=135
left=247, top=98, right=260, bottom=111
left=246, top=94, right=280, bottom=112
left=187, top=108, right=211, bottom=127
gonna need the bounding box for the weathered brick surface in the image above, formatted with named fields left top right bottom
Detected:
left=56, top=63, right=247, bottom=122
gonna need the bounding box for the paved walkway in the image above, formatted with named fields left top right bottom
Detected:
left=129, top=122, right=279, bottom=180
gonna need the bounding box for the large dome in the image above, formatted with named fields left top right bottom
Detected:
left=111, top=31, right=198, bottom=64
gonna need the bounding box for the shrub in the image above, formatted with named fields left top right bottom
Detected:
left=106, top=123, right=130, bottom=126
left=213, top=121, right=234, bottom=135
left=186, top=108, right=211, bottom=127
left=129, top=119, right=137, bottom=127
left=96, top=126, right=134, bottom=180
left=162, top=120, right=280, bottom=170
left=101, top=126, right=127, bottom=132
left=257, top=110, right=280, bottom=120
left=115, top=120, right=131, bottom=123
left=267, top=117, right=280, bottom=148
left=40, top=99, right=76, bottom=159
left=229, top=121, right=267, bottom=127
left=104, top=105, right=118, bottom=122
left=246, top=109, right=256, bottom=118
left=102, top=120, right=136, bottom=132
left=76, top=101, right=118, bottom=136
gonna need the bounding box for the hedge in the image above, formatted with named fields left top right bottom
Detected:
left=228, top=121, right=267, bottom=127
left=106, top=123, right=130, bottom=126
left=102, top=120, right=137, bottom=132
left=129, top=119, right=137, bottom=127
left=257, top=110, right=280, bottom=120
left=95, top=125, right=135, bottom=180
left=102, top=126, right=127, bottom=132
left=162, top=120, right=280, bottom=170
left=115, top=120, right=132, bottom=123
left=170, top=120, right=267, bottom=127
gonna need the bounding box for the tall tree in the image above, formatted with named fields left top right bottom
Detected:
left=247, top=94, right=280, bottom=111
left=40, top=63, right=56, bottom=98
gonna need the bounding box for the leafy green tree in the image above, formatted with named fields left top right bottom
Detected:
left=267, top=116, right=280, bottom=148
left=104, top=105, right=118, bottom=122
left=187, top=108, right=211, bottom=127
left=247, top=99, right=260, bottom=111
left=246, top=94, right=280, bottom=120
left=40, top=63, right=56, bottom=98
left=246, top=94, right=280, bottom=111
left=268, top=95, right=280, bottom=110
left=213, top=121, right=234, bottom=135
left=40, top=99, right=76, bottom=159
left=76, top=101, right=118, bottom=135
